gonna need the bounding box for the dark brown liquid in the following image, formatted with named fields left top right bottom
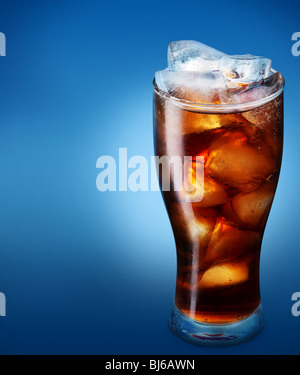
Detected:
left=154, top=90, right=283, bottom=324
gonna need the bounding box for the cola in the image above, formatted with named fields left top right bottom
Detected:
left=154, top=86, right=283, bottom=325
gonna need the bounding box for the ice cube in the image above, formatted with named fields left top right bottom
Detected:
left=181, top=165, right=228, bottom=207
left=205, top=127, right=277, bottom=192
left=231, top=179, right=277, bottom=228
left=198, top=253, right=255, bottom=289
left=204, top=220, right=261, bottom=264
left=220, top=54, right=271, bottom=82
left=229, top=72, right=283, bottom=104
left=221, top=200, right=242, bottom=225
left=169, top=203, right=216, bottom=255
left=155, top=70, right=228, bottom=104
left=174, top=206, right=218, bottom=290
left=181, top=112, right=247, bottom=135
left=241, top=93, right=284, bottom=161
left=168, top=40, right=225, bottom=71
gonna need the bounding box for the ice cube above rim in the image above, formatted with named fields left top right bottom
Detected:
left=220, top=54, right=272, bottom=82
left=168, top=40, right=225, bottom=72
left=155, top=40, right=282, bottom=105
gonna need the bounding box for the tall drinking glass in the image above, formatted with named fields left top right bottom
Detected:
left=153, top=70, right=284, bottom=346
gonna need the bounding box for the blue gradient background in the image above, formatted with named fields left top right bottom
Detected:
left=0, top=0, right=299, bottom=355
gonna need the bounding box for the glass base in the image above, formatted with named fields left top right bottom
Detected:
left=169, top=304, right=264, bottom=347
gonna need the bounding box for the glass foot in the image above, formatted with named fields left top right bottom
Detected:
left=169, top=304, right=264, bottom=347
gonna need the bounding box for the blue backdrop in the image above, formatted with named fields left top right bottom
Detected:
left=0, top=0, right=299, bottom=355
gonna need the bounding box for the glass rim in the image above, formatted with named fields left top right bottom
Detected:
left=153, top=70, right=285, bottom=114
